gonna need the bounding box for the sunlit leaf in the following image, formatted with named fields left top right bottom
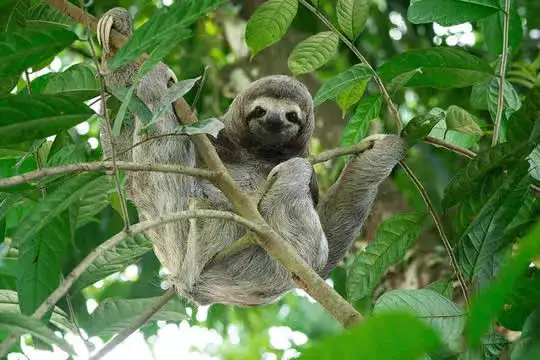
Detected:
left=173, top=117, right=225, bottom=138
left=12, top=173, right=104, bottom=247
left=314, top=64, right=372, bottom=106
left=375, top=289, right=466, bottom=344
left=337, top=79, right=368, bottom=116
left=340, top=95, right=381, bottom=147
left=298, top=312, right=441, bottom=360
left=378, top=48, right=493, bottom=89
left=0, top=94, right=93, bottom=145
left=336, top=0, right=370, bottom=41
left=288, top=31, right=339, bottom=75
left=445, top=105, right=484, bottom=136
left=347, top=213, right=424, bottom=302
left=87, top=295, right=187, bottom=336
left=0, top=312, right=75, bottom=355
left=245, top=0, right=298, bottom=57
left=407, top=0, right=500, bottom=26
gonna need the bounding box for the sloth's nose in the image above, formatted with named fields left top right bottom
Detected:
left=264, top=114, right=285, bottom=132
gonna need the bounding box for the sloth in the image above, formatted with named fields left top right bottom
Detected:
left=97, top=8, right=407, bottom=306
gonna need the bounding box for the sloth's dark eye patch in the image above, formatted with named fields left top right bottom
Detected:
left=286, top=111, right=299, bottom=124
left=251, top=106, right=266, bottom=118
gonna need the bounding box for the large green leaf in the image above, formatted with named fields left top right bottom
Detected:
left=298, top=312, right=441, bottom=360
left=314, top=64, right=372, bottom=106
left=347, top=213, right=424, bottom=302
left=456, top=164, right=530, bottom=279
left=2, top=0, right=29, bottom=32
left=0, top=290, right=73, bottom=332
left=25, top=3, right=76, bottom=28
left=375, top=289, right=466, bottom=344
left=245, top=0, right=298, bottom=57
left=336, top=0, right=370, bottom=41
left=17, top=214, right=70, bottom=319
left=337, top=79, right=368, bottom=116
left=340, top=95, right=381, bottom=147
left=466, top=223, right=540, bottom=343
left=288, top=31, right=339, bottom=76
left=480, top=7, right=523, bottom=55
left=76, top=176, right=113, bottom=228
left=407, top=0, right=500, bottom=26
left=378, top=48, right=493, bottom=89
left=12, top=173, right=104, bottom=247
left=75, top=234, right=152, bottom=291
left=401, top=108, right=446, bottom=146
left=42, top=63, right=99, bottom=102
left=87, top=295, right=187, bottom=336
left=0, top=94, right=93, bottom=146
left=0, top=24, right=77, bottom=80
left=0, top=312, right=75, bottom=355
left=109, top=0, right=222, bottom=69
left=442, top=142, right=534, bottom=209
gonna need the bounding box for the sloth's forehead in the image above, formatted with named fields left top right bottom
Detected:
left=249, top=97, right=302, bottom=113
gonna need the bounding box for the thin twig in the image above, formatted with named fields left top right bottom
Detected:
left=492, top=0, right=512, bottom=146
left=111, top=132, right=187, bottom=160
left=0, top=210, right=260, bottom=357
left=308, top=139, right=374, bottom=164
left=78, top=0, right=131, bottom=229
left=44, top=0, right=364, bottom=331
left=423, top=137, right=476, bottom=159
left=89, top=288, right=177, bottom=360
left=0, top=161, right=218, bottom=190
left=298, top=0, right=402, bottom=133
left=399, top=161, right=470, bottom=304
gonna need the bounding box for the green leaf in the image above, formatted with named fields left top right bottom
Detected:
left=456, top=164, right=530, bottom=279
left=466, top=223, right=540, bottom=343
left=337, top=79, right=368, bottom=116
left=386, top=68, right=422, bottom=96
left=429, top=118, right=482, bottom=149
left=75, top=234, right=152, bottom=291
left=340, top=95, right=381, bottom=147
left=445, top=105, right=484, bottom=136
left=480, top=7, right=523, bottom=55
left=76, top=176, right=113, bottom=228
left=108, top=85, right=153, bottom=129
left=173, top=117, right=225, bottom=138
left=347, top=213, right=424, bottom=302
left=12, top=173, right=104, bottom=247
left=378, top=48, right=493, bottom=89
left=25, top=3, right=76, bottom=28
left=288, top=31, right=339, bottom=75
left=3, top=0, right=29, bottom=32
left=17, top=213, right=70, bottom=320
left=0, top=73, right=20, bottom=96
left=401, top=110, right=445, bottom=146
left=407, top=0, right=500, bottom=26
left=314, top=64, right=372, bottom=106
left=0, top=94, right=93, bottom=146
left=487, top=78, right=521, bottom=143
left=0, top=290, right=73, bottom=332
left=336, top=0, right=370, bottom=40
left=144, top=77, right=200, bottom=129
left=0, top=24, right=77, bottom=79
left=0, top=312, right=75, bottom=355
left=498, top=268, right=540, bottom=331
left=109, top=0, right=223, bottom=69
left=245, top=0, right=298, bottom=57
left=298, top=312, right=441, bottom=360
left=442, top=142, right=534, bottom=209
left=425, top=279, right=453, bottom=299
left=375, top=289, right=466, bottom=344
left=87, top=295, right=187, bottom=336
left=43, top=63, right=99, bottom=102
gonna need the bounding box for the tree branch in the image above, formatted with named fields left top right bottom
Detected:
left=423, top=137, right=476, bottom=159
left=0, top=161, right=218, bottom=190
left=308, top=138, right=374, bottom=164
left=492, top=0, right=512, bottom=146
left=89, top=288, right=177, bottom=360
left=0, top=210, right=260, bottom=357
left=44, top=0, right=363, bottom=330
left=399, top=161, right=470, bottom=304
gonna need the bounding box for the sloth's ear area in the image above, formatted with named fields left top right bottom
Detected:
left=167, top=76, right=176, bottom=88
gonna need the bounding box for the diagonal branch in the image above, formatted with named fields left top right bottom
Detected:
left=0, top=161, right=219, bottom=190
left=492, top=0, right=512, bottom=146
left=43, top=0, right=363, bottom=330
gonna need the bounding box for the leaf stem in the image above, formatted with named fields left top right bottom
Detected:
left=298, top=0, right=402, bottom=133
left=399, top=161, right=470, bottom=305
left=492, top=0, right=512, bottom=146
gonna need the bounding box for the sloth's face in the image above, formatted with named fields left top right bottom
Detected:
left=245, top=97, right=303, bottom=147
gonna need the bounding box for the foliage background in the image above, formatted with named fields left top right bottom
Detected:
left=0, top=0, right=539, bottom=359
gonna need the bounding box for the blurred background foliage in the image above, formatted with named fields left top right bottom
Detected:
left=0, top=0, right=539, bottom=358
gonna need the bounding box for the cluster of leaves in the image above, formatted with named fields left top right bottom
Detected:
left=0, top=0, right=538, bottom=359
